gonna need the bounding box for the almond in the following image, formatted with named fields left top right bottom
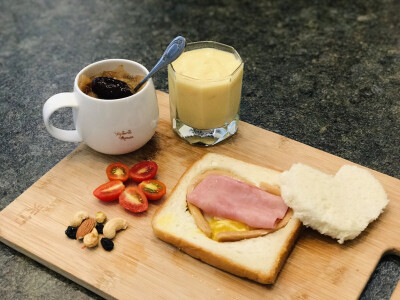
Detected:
left=76, top=218, right=96, bottom=239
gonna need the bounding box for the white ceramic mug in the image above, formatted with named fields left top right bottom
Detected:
left=43, top=59, right=159, bottom=155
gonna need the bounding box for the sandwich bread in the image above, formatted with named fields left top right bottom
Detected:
left=152, top=153, right=301, bottom=284
left=280, top=163, right=389, bottom=243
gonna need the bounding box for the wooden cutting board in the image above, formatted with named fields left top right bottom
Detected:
left=1, top=91, right=399, bottom=299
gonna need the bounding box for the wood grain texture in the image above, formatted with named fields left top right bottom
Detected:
left=1, top=91, right=399, bottom=299
left=392, top=280, right=400, bottom=300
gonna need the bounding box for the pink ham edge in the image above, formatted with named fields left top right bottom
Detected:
left=187, top=174, right=288, bottom=229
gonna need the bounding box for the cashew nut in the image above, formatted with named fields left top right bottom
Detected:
left=70, top=211, right=89, bottom=227
left=95, top=211, right=107, bottom=224
left=83, top=228, right=99, bottom=248
left=103, top=218, right=128, bottom=239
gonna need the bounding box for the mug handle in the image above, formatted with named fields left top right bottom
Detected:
left=42, top=92, right=82, bottom=142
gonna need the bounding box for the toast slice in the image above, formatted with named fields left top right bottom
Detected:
left=152, top=153, right=301, bottom=284
left=280, top=163, right=389, bottom=243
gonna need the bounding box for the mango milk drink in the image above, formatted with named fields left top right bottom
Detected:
left=168, top=41, right=243, bottom=146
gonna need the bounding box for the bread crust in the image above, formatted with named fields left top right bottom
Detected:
left=153, top=218, right=301, bottom=284
left=151, top=153, right=302, bottom=284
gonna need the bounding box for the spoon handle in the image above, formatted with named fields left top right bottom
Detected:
left=134, top=36, right=186, bottom=93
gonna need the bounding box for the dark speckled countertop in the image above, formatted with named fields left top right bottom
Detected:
left=1, top=0, right=399, bottom=299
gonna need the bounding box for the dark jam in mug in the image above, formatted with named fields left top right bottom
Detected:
left=78, top=65, right=145, bottom=100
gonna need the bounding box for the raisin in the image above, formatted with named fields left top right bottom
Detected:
left=91, top=77, right=133, bottom=99
left=65, top=226, right=78, bottom=239
left=95, top=223, right=104, bottom=234
left=101, top=238, right=114, bottom=251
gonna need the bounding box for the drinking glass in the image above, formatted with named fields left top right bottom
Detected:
left=168, top=41, right=244, bottom=146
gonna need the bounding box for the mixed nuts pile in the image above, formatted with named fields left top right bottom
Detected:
left=65, top=210, right=127, bottom=252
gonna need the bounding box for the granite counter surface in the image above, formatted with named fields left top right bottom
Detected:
left=1, top=0, right=399, bottom=299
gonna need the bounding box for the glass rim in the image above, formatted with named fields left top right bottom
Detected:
left=169, top=41, right=243, bottom=82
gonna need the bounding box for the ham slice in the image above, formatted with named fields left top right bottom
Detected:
left=187, top=174, right=288, bottom=229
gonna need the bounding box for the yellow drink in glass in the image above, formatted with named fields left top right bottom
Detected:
left=168, top=41, right=244, bottom=146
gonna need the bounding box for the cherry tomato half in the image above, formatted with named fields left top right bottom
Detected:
left=93, top=180, right=125, bottom=202
left=119, top=186, right=148, bottom=213
left=129, top=161, right=158, bottom=182
left=106, top=162, right=130, bottom=182
left=138, top=179, right=166, bottom=200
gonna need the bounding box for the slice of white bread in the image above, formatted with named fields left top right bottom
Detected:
left=152, top=153, right=301, bottom=284
left=280, top=163, right=389, bottom=244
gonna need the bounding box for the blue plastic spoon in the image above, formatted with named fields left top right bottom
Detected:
left=133, top=36, right=186, bottom=93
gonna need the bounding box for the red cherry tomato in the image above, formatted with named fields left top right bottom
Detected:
left=93, top=180, right=125, bottom=202
left=106, top=162, right=130, bottom=182
left=138, top=179, right=166, bottom=200
left=119, top=186, right=148, bottom=213
left=129, top=161, right=158, bottom=182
